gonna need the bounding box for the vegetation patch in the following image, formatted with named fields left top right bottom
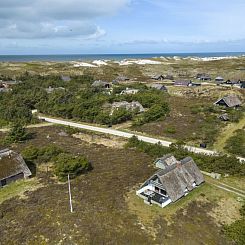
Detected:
left=224, top=129, right=245, bottom=157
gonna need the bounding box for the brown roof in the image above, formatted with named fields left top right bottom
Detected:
left=0, top=149, right=31, bottom=180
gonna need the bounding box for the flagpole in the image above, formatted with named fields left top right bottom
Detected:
left=68, top=174, right=73, bottom=213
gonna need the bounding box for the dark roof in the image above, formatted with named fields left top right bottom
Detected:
left=214, top=95, right=242, bottom=107
left=174, top=80, right=192, bottom=86
left=0, top=149, right=32, bottom=180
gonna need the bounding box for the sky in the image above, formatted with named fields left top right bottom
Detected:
left=0, top=0, right=244, bottom=54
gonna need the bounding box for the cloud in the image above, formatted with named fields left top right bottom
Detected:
left=0, top=0, right=130, bottom=39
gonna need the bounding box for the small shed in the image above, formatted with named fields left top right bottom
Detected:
left=214, top=95, right=242, bottom=108
left=218, top=113, right=229, bottom=121
left=0, top=149, right=32, bottom=187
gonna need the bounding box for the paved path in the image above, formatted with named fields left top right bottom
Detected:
left=38, top=115, right=245, bottom=162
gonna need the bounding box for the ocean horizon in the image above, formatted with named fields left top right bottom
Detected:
left=0, top=52, right=244, bottom=62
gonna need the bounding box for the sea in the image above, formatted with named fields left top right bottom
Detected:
left=0, top=52, right=244, bottom=62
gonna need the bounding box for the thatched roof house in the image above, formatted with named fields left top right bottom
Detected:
left=136, top=155, right=204, bottom=208
left=92, top=80, right=110, bottom=88
left=215, top=76, right=224, bottom=82
left=174, top=80, right=192, bottom=86
left=116, top=76, right=129, bottom=81
left=149, top=83, right=167, bottom=91
left=120, top=87, right=139, bottom=95
left=151, top=74, right=174, bottom=80
left=214, top=95, right=242, bottom=108
left=111, top=101, right=145, bottom=115
left=196, top=73, right=211, bottom=81
left=60, top=75, right=71, bottom=82
left=151, top=74, right=165, bottom=80
left=0, top=149, right=32, bottom=187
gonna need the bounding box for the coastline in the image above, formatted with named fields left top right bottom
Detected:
left=0, top=52, right=244, bottom=62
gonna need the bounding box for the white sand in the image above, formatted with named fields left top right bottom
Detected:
left=92, top=60, right=108, bottom=66
left=73, top=62, right=97, bottom=67
left=114, top=59, right=162, bottom=66
left=189, top=56, right=238, bottom=61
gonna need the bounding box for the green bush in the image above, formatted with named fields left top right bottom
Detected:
left=54, top=153, right=90, bottom=181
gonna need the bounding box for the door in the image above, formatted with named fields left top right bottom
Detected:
left=1, top=179, right=7, bottom=187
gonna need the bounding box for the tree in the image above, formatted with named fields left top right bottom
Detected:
left=54, top=153, right=90, bottom=181
left=4, top=123, right=31, bottom=144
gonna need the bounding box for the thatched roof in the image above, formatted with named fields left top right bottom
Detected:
left=214, top=95, right=242, bottom=107
left=155, top=154, right=178, bottom=169
left=92, top=80, right=110, bottom=87
left=61, top=75, right=71, bottom=82
left=174, top=80, right=192, bottom=86
left=149, top=83, right=167, bottom=91
left=0, top=149, right=31, bottom=180
left=215, top=76, right=224, bottom=81
left=147, top=156, right=204, bottom=202
left=116, top=76, right=129, bottom=81
left=111, top=101, right=145, bottom=113
left=151, top=74, right=164, bottom=80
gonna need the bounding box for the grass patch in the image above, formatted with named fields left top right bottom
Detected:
left=0, top=178, right=41, bottom=204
